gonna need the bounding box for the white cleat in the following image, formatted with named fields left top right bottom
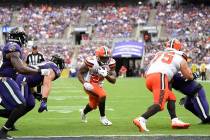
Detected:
left=80, top=109, right=87, bottom=123
left=100, top=116, right=112, bottom=126
left=171, top=118, right=191, bottom=129
left=133, top=117, right=149, bottom=132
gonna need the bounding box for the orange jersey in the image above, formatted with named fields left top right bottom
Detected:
left=84, top=56, right=116, bottom=84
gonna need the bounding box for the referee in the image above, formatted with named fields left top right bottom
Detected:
left=26, top=45, right=45, bottom=95
left=26, top=45, right=45, bottom=65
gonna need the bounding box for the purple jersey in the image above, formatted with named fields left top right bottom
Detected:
left=172, top=73, right=200, bottom=95
left=18, top=61, right=61, bottom=87
left=0, top=42, right=22, bottom=79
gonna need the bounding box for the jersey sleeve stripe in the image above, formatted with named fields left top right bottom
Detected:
left=85, top=60, right=94, bottom=67
left=182, top=53, right=188, bottom=61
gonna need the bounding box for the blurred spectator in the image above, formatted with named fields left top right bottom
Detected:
left=119, top=65, right=127, bottom=78
left=200, top=63, right=207, bottom=81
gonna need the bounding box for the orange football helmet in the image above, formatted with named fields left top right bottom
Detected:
left=95, top=46, right=111, bottom=65
left=166, top=38, right=182, bottom=51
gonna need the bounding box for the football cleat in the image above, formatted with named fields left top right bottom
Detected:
left=0, top=130, right=13, bottom=139
left=201, top=117, right=210, bottom=124
left=80, top=109, right=87, bottom=123
left=133, top=117, right=149, bottom=132
left=100, top=116, right=112, bottom=126
left=171, top=118, right=191, bottom=129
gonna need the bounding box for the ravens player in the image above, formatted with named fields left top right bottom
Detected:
left=0, top=27, right=50, bottom=139
left=172, top=73, right=210, bottom=124
left=16, top=55, right=65, bottom=114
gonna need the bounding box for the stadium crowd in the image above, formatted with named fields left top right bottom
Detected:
left=17, top=4, right=81, bottom=40
left=156, top=3, right=209, bottom=39
left=0, top=2, right=209, bottom=74
left=86, top=3, right=151, bottom=38
left=0, top=7, right=12, bottom=25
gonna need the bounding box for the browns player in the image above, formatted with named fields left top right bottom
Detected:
left=133, top=39, right=197, bottom=132
left=77, top=46, right=116, bottom=126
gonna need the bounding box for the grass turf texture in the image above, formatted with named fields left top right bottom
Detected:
left=1, top=78, right=210, bottom=136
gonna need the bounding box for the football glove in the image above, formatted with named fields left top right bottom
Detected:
left=193, top=72, right=200, bottom=80
left=83, top=82, right=93, bottom=91
left=38, top=100, right=48, bottom=113
left=38, top=69, right=50, bottom=76
left=97, top=67, right=108, bottom=77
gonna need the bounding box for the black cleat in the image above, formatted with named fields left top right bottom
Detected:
left=0, top=130, right=13, bottom=139
left=201, top=117, right=210, bottom=124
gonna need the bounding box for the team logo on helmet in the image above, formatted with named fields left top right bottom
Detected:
left=95, top=46, right=111, bottom=65
left=166, top=38, right=182, bottom=51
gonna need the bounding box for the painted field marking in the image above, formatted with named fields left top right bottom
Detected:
left=44, top=105, right=114, bottom=114
left=49, top=95, right=87, bottom=101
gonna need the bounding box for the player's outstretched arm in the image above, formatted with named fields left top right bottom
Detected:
left=105, top=70, right=116, bottom=84
left=8, top=52, right=39, bottom=74
left=180, top=59, right=193, bottom=80
left=8, top=52, right=50, bottom=75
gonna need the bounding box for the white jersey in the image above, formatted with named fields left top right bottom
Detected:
left=146, top=48, right=186, bottom=81
left=84, top=56, right=116, bottom=84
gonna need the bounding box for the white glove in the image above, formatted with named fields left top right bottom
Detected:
left=39, top=69, right=50, bottom=76
left=83, top=82, right=93, bottom=91
left=97, top=67, right=108, bottom=77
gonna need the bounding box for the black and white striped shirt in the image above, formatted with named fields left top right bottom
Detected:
left=26, top=53, right=45, bottom=65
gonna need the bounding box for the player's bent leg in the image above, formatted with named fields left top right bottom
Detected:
left=191, top=88, right=210, bottom=123
left=80, top=104, right=92, bottom=123
left=98, top=96, right=112, bottom=126
left=184, top=97, right=200, bottom=117
left=0, top=109, right=12, bottom=118
left=133, top=104, right=160, bottom=132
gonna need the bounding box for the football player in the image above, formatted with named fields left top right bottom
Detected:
left=77, top=46, right=116, bottom=126
left=16, top=55, right=64, bottom=113
left=172, top=73, right=210, bottom=124
left=0, top=55, right=64, bottom=132
left=0, top=27, right=50, bottom=139
left=133, top=39, right=198, bottom=132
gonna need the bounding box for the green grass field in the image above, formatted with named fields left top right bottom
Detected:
left=1, top=78, right=210, bottom=136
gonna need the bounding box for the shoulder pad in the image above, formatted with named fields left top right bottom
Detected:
left=5, top=42, right=21, bottom=53
left=173, top=50, right=188, bottom=61
left=84, top=56, right=94, bottom=68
